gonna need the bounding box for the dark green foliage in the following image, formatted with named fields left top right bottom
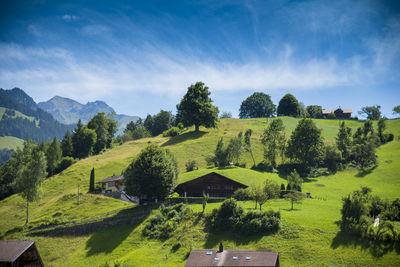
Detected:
left=306, top=105, right=323, bottom=119
left=87, top=112, right=117, bottom=154
left=287, top=170, right=302, bottom=192
left=0, top=148, right=13, bottom=165
left=232, top=188, right=252, bottom=201
left=145, top=110, right=174, bottom=136
left=352, top=143, right=377, bottom=169
left=277, top=94, right=300, bottom=117
left=61, top=131, right=73, bottom=157
left=202, top=193, right=209, bottom=213
left=359, top=105, right=381, bottom=120
left=185, top=160, right=198, bottom=172
left=54, top=156, right=77, bottom=174
left=131, top=126, right=152, bottom=140
left=125, top=118, right=143, bottom=134
left=336, top=122, right=352, bottom=162
left=239, top=92, right=276, bottom=118
left=262, top=118, right=286, bottom=167
left=286, top=119, right=324, bottom=167
left=393, top=105, right=400, bottom=116
left=244, top=129, right=256, bottom=167
left=324, top=145, right=342, bottom=173
left=143, top=203, right=190, bottom=239
left=89, top=168, right=95, bottom=193
left=207, top=198, right=280, bottom=234
left=176, top=82, right=219, bottom=131
left=72, top=120, right=97, bottom=159
left=124, top=144, right=178, bottom=201
left=211, top=133, right=244, bottom=167
left=0, top=155, right=18, bottom=200
left=280, top=183, right=285, bottom=191
left=162, top=126, right=181, bottom=137
left=46, top=136, right=62, bottom=176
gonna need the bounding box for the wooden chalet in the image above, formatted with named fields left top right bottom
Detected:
left=322, top=108, right=352, bottom=119
left=185, top=249, right=279, bottom=267
left=97, top=174, right=125, bottom=193
left=0, top=240, right=44, bottom=267
left=176, top=172, right=248, bottom=198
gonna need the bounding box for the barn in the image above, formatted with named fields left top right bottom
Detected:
left=0, top=240, right=44, bottom=267
left=176, top=172, right=248, bottom=198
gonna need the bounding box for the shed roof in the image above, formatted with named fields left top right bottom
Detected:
left=185, top=249, right=279, bottom=267
left=178, top=172, right=248, bottom=188
left=97, top=174, right=124, bottom=184
left=0, top=240, right=34, bottom=262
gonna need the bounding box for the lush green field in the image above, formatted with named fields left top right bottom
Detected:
left=0, top=117, right=399, bottom=266
left=0, top=136, right=24, bottom=150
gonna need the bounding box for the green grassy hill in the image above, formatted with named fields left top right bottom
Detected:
left=0, top=117, right=399, bottom=266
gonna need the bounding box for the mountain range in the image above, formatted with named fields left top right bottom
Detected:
left=38, top=96, right=139, bottom=134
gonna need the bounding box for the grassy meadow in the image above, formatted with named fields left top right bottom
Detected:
left=0, top=117, right=399, bottom=266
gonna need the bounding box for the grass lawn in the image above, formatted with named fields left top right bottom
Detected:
left=0, top=136, right=24, bottom=150
left=0, top=117, right=399, bottom=266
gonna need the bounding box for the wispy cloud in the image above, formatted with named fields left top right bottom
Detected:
left=61, top=14, right=79, bottom=22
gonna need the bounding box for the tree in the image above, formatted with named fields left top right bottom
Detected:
left=72, top=120, right=97, bottom=159
left=299, top=102, right=308, bottom=118
left=226, top=132, right=243, bottom=164
left=244, top=129, right=256, bottom=167
left=125, top=118, right=143, bottom=134
left=124, top=144, right=178, bottom=201
left=377, top=118, right=386, bottom=144
left=358, top=105, right=381, bottom=120
left=264, top=179, right=280, bottom=200
left=306, top=105, right=323, bottom=119
left=239, top=92, right=276, bottom=118
left=202, top=193, right=209, bottom=213
left=143, top=114, right=154, bottom=133
left=251, top=185, right=267, bottom=210
left=214, top=138, right=228, bottom=167
left=150, top=110, right=173, bottom=136
left=277, top=94, right=300, bottom=117
left=393, top=105, right=400, bottom=117
left=336, top=122, right=352, bottom=162
left=284, top=191, right=304, bottom=210
left=261, top=118, right=286, bottom=167
left=13, top=144, right=47, bottom=225
left=88, top=112, right=118, bottom=154
left=286, top=119, right=324, bottom=167
left=352, top=142, right=377, bottom=169
left=324, top=145, right=342, bottom=173
left=220, top=112, right=232, bottom=119
left=176, top=82, right=219, bottom=131
left=46, top=136, right=62, bottom=176
left=89, top=168, right=95, bottom=193
left=132, top=126, right=152, bottom=140
left=61, top=130, right=73, bottom=157
left=287, top=170, right=303, bottom=191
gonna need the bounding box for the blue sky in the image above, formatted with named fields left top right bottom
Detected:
left=0, top=0, right=399, bottom=118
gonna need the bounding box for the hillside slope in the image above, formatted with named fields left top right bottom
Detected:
left=0, top=117, right=399, bottom=266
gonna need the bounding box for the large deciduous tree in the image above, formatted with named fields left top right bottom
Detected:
left=393, top=105, right=400, bottom=117
left=261, top=118, right=286, bottom=167
left=72, top=120, right=97, bottom=159
left=88, top=112, right=118, bottom=154
left=176, top=82, right=219, bottom=131
left=306, top=105, right=323, bottom=119
left=286, top=119, right=324, bottom=167
left=277, top=94, right=300, bottom=117
left=336, top=122, right=352, bottom=162
left=358, top=105, right=381, bottom=120
left=239, top=92, right=276, bottom=118
left=124, top=144, right=178, bottom=201
left=13, top=141, right=47, bottom=225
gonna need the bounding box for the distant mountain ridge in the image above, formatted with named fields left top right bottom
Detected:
left=38, top=96, right=139, bottom=134
left=0, top=88, right=75, bottom=143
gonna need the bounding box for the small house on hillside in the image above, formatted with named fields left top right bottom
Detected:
left=0, top=240, right=44, bottom=267
left=97, top=174, right=125, bottom=193
left=185, top=249, right=279, bottom=267
left=322, top=108, right=352, bottom=119
left=176, top=172, right=248, bottom=198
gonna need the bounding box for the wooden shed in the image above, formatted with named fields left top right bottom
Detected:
left=0, top=240, right=44, bottom=267
left=176, top=172, right=248, bottom=198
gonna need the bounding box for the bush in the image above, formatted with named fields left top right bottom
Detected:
left=185, top=160, right=198, bottom=172
left=55, top=157, right=77, bottom=174
left=162, top=127, right=181, bottom=137
left=207, top=198, right=280, bottom=234
left=383, top=133, right=394, bottom=143
left=232, top=188, right=252, bottom=201
left=324, top=145, right=342, bottom=173
left=142, top=203, right=190, bottom=239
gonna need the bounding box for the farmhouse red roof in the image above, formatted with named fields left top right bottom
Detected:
left=185, top=249, right=279, bottom=267
left=97, top=174, right=124, bottom=184
left=0, top=240, right=34, bottom=262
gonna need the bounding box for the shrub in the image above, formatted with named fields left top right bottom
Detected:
left=280, top=183, right=285, bottom=191
left=233, top=188, right=252, bottom=201
left=162, top=127, right=181, bottom=137
left=185, top=160, right=198, bottom=172
left=55, top=156, right=77, bottom=174
left=324, top=145, right=342, bottom=173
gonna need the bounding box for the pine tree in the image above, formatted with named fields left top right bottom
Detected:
left=61, top=130, right=73, bottom=157
left=46, top=136, right=62, bottom=176
left=89, top=168, right=95, bottom=193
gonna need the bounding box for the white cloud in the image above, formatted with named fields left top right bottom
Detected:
left=61, top=14, right=79, bottom=22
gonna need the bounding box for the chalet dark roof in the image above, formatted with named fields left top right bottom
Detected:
left=178, top=172, right=247, bottom=188
left=185, top=249, right=279, bottom=267
left=0, top=240, right=43, bottom=266
left=97, top=174, right=124, bottom=184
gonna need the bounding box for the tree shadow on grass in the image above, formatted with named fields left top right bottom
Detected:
left=161, top=131, right=207, bottom=147
left=331, top=231, right=400, bottom=258
left=204, top=230, right=265, bottom=249
left=28, top=205, right=153, bottom=256
left=355, top=166, right=377, bottom=178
